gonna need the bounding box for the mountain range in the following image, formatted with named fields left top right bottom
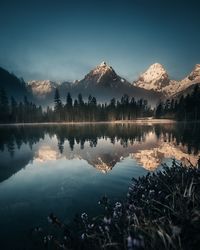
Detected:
left=1, top=61, right=200, bottom=106
left=133, top=63, right=200, bottom=98
left=27, top=61, right=161, bottom=106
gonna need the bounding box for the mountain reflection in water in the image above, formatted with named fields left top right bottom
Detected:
left=0, top=123, right=199, bottom=182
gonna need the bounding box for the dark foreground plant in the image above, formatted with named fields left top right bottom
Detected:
left=32, top=160, right=200, bottom=250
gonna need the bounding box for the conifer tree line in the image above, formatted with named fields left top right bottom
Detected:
left=0, top=87, right=152, bottom=123
left=155, top=84, right=200, bottom=121
left=51, top=89, right=153, bottom=122
left=0, top=88, right=43, bottom=123
left=1, top=85, right=200, bottom=123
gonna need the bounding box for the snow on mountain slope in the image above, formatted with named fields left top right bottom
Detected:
left=163, top=64, right=200, bottom=97
left=188, top=64, right=200, bottom=81
left=134, top=63, right=200, bottom=97
left=27, top=62, right=163, bottom=106
left=27, top=80, right=58, bottom=97
left=77, top=61, right=129, bottom=88
left=133, top=63, right=170, bottom=92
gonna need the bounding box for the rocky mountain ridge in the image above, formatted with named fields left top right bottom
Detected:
left=134, top=63, right=200, bottom=97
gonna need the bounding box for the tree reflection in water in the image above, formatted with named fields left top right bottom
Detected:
left=0, top=123, right=199, bottom=182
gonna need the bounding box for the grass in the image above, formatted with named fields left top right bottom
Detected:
left=32, top=160, right=200, bottom=250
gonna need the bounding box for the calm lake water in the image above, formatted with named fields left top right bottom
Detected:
left=0, top=122, right=199, bottom=249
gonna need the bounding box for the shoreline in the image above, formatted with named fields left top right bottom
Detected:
left=0, top=119, right=178, bottom=126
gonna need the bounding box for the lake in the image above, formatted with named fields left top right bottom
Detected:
left=0, top=122, right=199, bottom=249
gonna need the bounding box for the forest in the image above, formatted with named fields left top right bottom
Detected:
left=155, top=84, right=200, bottom=121
left=0, top=85, right=199, bottom=123
left=0, top=88, right=152, bottom=123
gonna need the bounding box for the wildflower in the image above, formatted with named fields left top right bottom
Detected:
left=99, top=226, right=104, bottom=234
left=115, top=202, right=122, bottom=209
left=88, top=223, right=94, bottom=229
left=81, top=233, right=86, bottom=240
left=127, top=235, right=133, bottom=249
left=105, top=225, right=109, bottom=231
left=43, top=236, right=47, bottom=244
left=47, top=235, right=53, bottom=241
left=171, top=225, right=181, bottom=237
left=103, top=217, right=111, bottom=224
left=81, top=213, right=88, bottom=221
left=113, top=211, right=117, bottom=218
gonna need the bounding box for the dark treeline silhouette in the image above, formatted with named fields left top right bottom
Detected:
left=0, top=88, right=43, bottom=123
left=155, top=84, right=200, bottom=121
left=51, top=89, right=153, bottom=122
left=0, top=87, right=153, bottom=123
left=1, top=84, right=200, bottom=123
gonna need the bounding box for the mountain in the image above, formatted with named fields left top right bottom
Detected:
left=0, top=67, right=31, bottom=100
left=133, top=63, right=200, bottom=98
left=27, top=80, right=58, bottom=97
left=28, top=62, right=161, bottom=106
left=3, top=62, right=200, bottom=106
left=133, top=63, right=170, bottom=92
left=168, top=64, right=200, bottom=98
left=27, top=80, right=71, bottom=106
left=75, top=61, right=130, bottom=88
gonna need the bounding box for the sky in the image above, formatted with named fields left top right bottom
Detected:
left=0, top=0, right=200, bottom=82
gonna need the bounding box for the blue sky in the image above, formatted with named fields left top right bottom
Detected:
left=0, top=0, right=200, bottom=81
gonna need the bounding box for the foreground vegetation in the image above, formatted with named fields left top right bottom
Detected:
left=32, top=160, right=200, bottom=250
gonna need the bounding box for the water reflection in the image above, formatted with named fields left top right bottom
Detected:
left=0, top=123, right=199, bottom=181
left=0, top=123, right=200, bottom=249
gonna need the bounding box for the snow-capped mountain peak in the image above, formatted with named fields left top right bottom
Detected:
left=81, top=62, right=120, bottom=87
left=188, top=64, right=200, bottom=81
left=92, top=61, right=115, bottom=77
left=140, top=63, right=167, bottom=82
left=133, top=63, right=169, bottom=91
left=100, top=61, right=107, bottom=67
left=165, top=64, right=200, bottom=97
left=133, top=62, right=200, bottom=98
left=27, top=80, right=58, bottom=96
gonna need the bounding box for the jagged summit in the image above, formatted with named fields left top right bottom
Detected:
left=100, top=61, right=107, bottom=67
left=188, top=64, right=200, bottom=81
left=166, top=63, right=200, bottom=97
left=134, top=63, right=169, bottom=91
left=140, top=63, right=168, bottom=81
left=81, top=61, right=122, bottom=87
left=134, top=62, right=200, bottom=97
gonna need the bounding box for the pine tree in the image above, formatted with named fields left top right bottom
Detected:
left=10, top=96, right=17, bottom=122
left=155, top=102, right=163, bottom=118
left=54, top=88, right=63, bottom=121
left=0, top=88, right=9, bottom=122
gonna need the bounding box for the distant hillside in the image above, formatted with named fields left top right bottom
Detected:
left=0, top=67, right=31, bottom=100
